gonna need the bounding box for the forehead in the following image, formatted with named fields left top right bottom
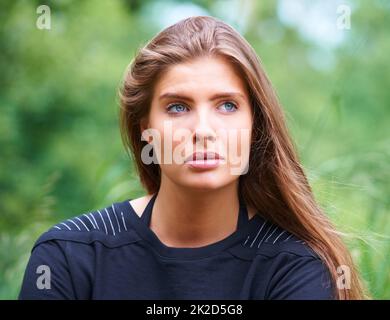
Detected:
left=153, top=56, right=248, bottom=96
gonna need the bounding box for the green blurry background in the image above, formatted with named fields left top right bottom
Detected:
left=0, top=0, right=389, bottom=299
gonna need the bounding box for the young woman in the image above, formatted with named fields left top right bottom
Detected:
left=19, top=16, right=365, bottom=299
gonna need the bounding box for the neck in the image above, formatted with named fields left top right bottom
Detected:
left=151, top=175, right=241, bottom=248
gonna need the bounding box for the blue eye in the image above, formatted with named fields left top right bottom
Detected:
left=167, top=104, right=188, bottom=114
left=166, top=102, right=237, bottom=114
left=219, top=101, right=237, bottom=112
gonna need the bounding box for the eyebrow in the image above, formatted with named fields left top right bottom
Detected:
left=158, top=91, right=246, bottom=103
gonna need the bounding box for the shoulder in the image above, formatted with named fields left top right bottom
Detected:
left=236, top=215, right=335, bottom=299
left=20, top=199, right=142, bottom=299
left=241, top=216, right=318, bottom=259
left=32, top=199, right=142, bottom=251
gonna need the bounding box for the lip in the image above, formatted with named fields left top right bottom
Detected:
left=185, top=159, right=222, bottom=169
left=184, top=151, right=224, bottom=170
left=185, top=151, right=223, bottom=162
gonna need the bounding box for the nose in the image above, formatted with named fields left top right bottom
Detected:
left=192, top=108, right=216, bottom=146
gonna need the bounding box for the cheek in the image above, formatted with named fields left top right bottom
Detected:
left=236, top=113, right=253, bottom=153
left=222, top=122, right=252, bottom=176
left=223, top=116, right=252, bottom=153
left=150, top=125, right=190, bottom=166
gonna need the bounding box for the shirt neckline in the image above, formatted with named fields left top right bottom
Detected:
left=118, top=194, right=261, bottom=259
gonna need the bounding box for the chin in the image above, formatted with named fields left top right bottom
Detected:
left=178, top=175, right=233, bottom=192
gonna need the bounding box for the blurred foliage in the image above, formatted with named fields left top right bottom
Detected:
left=0, top=0, right=389, bottom=299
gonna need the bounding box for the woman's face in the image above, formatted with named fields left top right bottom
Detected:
left=143, top=55, right=253, bottom=191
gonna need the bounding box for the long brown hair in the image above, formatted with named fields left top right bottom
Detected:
left=119, top=16, right=366, bottom=299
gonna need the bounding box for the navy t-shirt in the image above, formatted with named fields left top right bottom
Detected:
left=19, top=193, right=334, bottom=299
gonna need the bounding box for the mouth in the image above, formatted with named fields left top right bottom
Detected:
left=185, top=151, right=223, bottom=162
left=184, top=151, right=224, bottom=169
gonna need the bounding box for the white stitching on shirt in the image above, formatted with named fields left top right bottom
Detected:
left=68, top=219, right=81, bottom=231
left=121, top=211, right=128, bottom=231
left=265, top=226, right=279, bottom=243
left=273, top=230, right=286, bottom=244
left=111, top=204, right=121, bottom=233
left=97, top=210, right=108, bottom=235
left=60, top=222, right=71, bottom=230
left=249, top=221, right=267, bottom=248
left=83, top=213, right=96, bottom=229
left=105, top=208, right=116, bottom=236
left=89, top=212, right=99, bottom=230
left=76, top=217, right=90, bottom=232
left=257, top=224, right=274, bottom=248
